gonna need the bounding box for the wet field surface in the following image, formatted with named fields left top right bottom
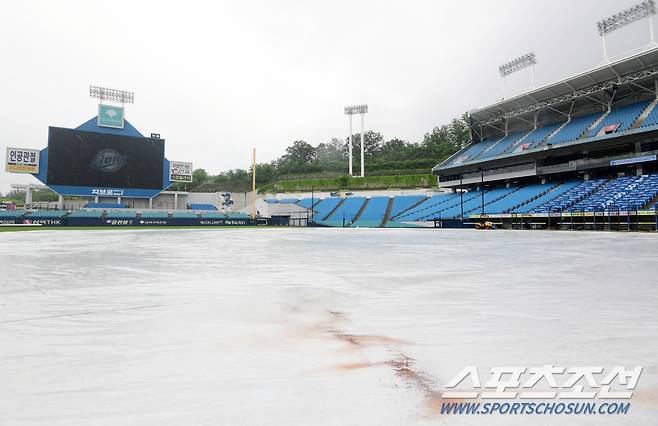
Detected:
left=1, top=228, right=657, bottom=425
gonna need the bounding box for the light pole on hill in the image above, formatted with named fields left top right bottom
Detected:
left=344, top=104, right=368, bottom=177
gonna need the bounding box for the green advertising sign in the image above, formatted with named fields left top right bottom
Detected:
left=97, top=104, right=125, bottom=129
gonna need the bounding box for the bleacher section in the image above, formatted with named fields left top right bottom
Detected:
left=441, top=100, right=658, bottom=167
left=513, top=181, right=580, bottom=213
left=139, top=211, right=169, bottom=219
left=478, top=131, right=529, bottom=159
left=0, top=210, right=25, bottom=218
left=297, top=198, right=317, bottom=209
left=313, top=197, right=342, bottom=220
left=447, top=138, right=500, bottom=165
left=482, top=184, right=555, bottom=214
left=534, top=179, right=607, bottom=213
left=393, top=193, right=460, bottom=221
left=588, top=101, right=649, bottom=137
left=68, top=210, right=103, bottom=218
left=521, top=122, right=564, bottom=151
left=171, top=211, right=198, bottom=219
left=567, top=174, right=658, bottom=211
left=86, top=203, right=127, bottom=209
left=27, top=210, right=68, bottom=218
left=351, top=197, right=389, bottom=227
left=547, top=111, right=602, bottom=146
left=106, top=210, right=137, bottom=219
left=189, top=204, right=217, bottom=210
left=387, top=195, right=427, bottom=218
left=322, top=197, right=365, bottom=226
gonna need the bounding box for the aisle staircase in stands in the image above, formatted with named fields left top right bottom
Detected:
left=379, top=198, right=395, bottom=227
left=322, top=198, right=346, bottom=221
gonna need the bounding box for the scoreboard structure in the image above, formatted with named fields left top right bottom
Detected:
left=29, top=116, right=176, bottom=199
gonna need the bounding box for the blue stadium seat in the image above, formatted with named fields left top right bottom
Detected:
left=312, top=198, right=342, bottom=220
left=387, top=195, right=427, bottom=218
left=546, top=111, right=603, bottom=146
left=351, top=196, right=389, bottom=227
left=482, top=184, right=556, bottom=214
left=68, top=210, right=103, bottom=218
left=325, top=197, right=366, bottom=224
left=478, top=131, right=531, bottom=159
left=567, top=174, right=658, bottom=212
left=105, top=210, right=137, bottom=219
left=26, top=210, right=68, bottom=218
left=86, top=202, right=127, bottom=209
left=521, top=122, right=564, bottom=151
left=189, top=203, right=217, bottom=210
left=513, top=181, right=580, bottom=213
left=139, top=211, right=169, bottom=219
left=0, top=210, right=26, bottom=218
left=589, top=100, right=649, bottom=137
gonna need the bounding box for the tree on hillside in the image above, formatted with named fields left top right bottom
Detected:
left=193, top=168, right=208, bottom=183
left=278, top=140, right=317, bottom=174
left=345, top=130, right=383, bottom=164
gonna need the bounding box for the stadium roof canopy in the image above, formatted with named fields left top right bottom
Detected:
left=470, top=47, right=658, bottom=134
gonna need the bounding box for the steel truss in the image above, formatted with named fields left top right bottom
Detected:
left=476, top=67, right=658, bottom=127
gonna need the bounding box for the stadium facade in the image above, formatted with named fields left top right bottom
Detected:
left=267, top=48, right=658, bottom=230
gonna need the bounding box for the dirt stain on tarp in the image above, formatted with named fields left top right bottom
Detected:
left=324, top=310, right=462, bottom=416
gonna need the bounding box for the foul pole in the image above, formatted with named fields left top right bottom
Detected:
left=252, top=148, right=256, bottom=220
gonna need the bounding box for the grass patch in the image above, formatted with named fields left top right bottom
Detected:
left=258, top=174, right=435, bottom=193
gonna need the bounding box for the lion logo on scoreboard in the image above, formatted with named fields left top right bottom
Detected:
left=90, top=149, right=127, bottom=173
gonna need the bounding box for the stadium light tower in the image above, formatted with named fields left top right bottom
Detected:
left=498, top=53, right=537, bottom=99
left=89, top=85, right=135, bottom=104
left=344, top=104, right=368, bottom=177
left=597, top=0, right=657, bottom=63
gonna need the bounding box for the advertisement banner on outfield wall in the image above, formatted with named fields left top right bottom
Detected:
left=5, top=147, right=40, bottom=173
left=169, top=161, right=193, bottom=182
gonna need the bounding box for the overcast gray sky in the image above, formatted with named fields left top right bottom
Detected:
left=0, top=0, right=652, bottom=193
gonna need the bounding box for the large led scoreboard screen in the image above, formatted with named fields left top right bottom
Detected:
left=47, top=127, right=164, bottom=190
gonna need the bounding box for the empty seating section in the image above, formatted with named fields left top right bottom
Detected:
left=567, top=174, right=658, bottom=211
left=106, top=210, right=136, bottom=219
left=478, top=131, right=529, bottom=159
left=171, top=211, right=198, bottom=219
left=548, top=112, right=602, bottom=146
left=324, top=197, right=366, bottom=224
left=200, top=212, right=226, bottom=219
left=351, top=197, right=389, bottom=227
left=521, top=122, right=564, bottom=150
left=313, top=198, right=342, bottom=219
left=27, top=210, right=67, bottom=218
left=277, top=198, right=299, bottom=204
left=427, top=191, right=487, bottom=220
left=393, top=193, right=459, bottom=221
left=482, top=184, right=555, bottom=214
left=448, top=138, right=500, bottom=165
left=297, top=198, right=316, bottom=209
left=0, top=210, right=25, bottom=218
left=264, top=199, right=278, bottom=204
left=226, top=212, right=250, bottom=219
left=513, top=182, right=580, bottom=213
left=387, top=195, right=427, bottom=218
left=189, top=203, right=217, bottom=210
left=139, top=211, right=169, bottom=219
left=589, top=101, right=649, bottom=137
left=68, top=210, right=103, bottom=218
left=640, top=102, right=658, bottom=127
left=86, top=203, right=127, bottom=209
left=534, top=179, right=607, bottom=213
